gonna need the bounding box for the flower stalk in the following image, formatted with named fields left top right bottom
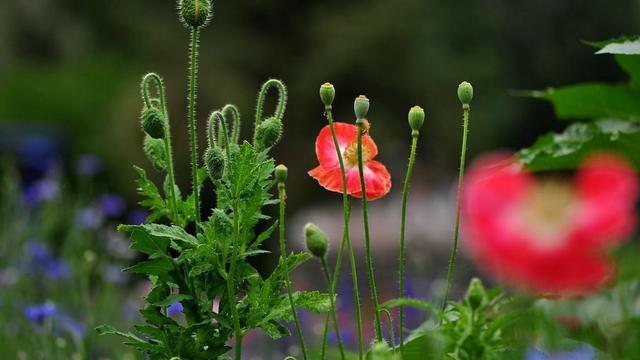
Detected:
left=187, top=26, right=201, bottom=226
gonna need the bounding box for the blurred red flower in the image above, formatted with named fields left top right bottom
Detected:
left=462, top=153, right=638, bottom=295
left=308, top=122, right=391, bottom=200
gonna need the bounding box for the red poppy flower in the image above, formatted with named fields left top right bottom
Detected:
left=462, top=153, right=638, bottom=295
left=308, top=122, right=391, bottom=200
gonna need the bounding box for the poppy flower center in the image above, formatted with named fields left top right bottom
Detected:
left=519, top=180, right=578, bottom=248
left=343, top=141, right=371, bottom=168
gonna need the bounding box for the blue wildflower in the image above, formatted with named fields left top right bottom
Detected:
left=127, top=210, right=149, bottom=225
left=23, top=178, right=60, bottom=206
left=99, top=194, right=126, bottom=218
left=524, top=345, right=596, bottom=360
left=19, top=135, right=59, bottom=175
left=75, top=206, right=104, bottom=230
left=25, top=303, right=57, bottom=324
left=168, top=302, right=184, bottom=316
left=58, top=314, right=87, bottom=338
left=23, top=241, right=70, bottom=280
left=75, top=154, right=102, bottom=177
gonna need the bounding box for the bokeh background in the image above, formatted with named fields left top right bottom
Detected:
left=1, top=0, right=639, bottom=358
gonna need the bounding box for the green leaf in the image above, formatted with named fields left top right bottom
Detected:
left=528, top=83, right=640, bottom=120
left=379, top=298, right=440, bottom=317
left=123, top=257, right=174, bottom=275
left=259, top=320, right=290, bottom=339
left=120, top=224, right=198, bottom=255
left=517, top=119, right=640, bottom=171
left=263, top=291, right=331, bottom=323
left=400, top=331, right=446, bottom=360
left=153, top=293, right=193, bottom=307
left=593, top=37, right=640, bottom=55
left=134, top=166, right=170, bottom=223
left=95, top=325, right=158, bottom=352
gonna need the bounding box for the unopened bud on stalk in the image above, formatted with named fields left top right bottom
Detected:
left=319, top=83, right=335, bottom=108
left=254, top=117, right=283, bottom=151
left=408, top=105, right=425, bottom=132
left=354, top=95, right=370, bottom=120
left=275, top=164, right=288, bottom=183
left=204, top=146, right=225, bottom=181
left=457, top=81, right=474, bottom=106
left=141, top=107, right=166, bottom=139
left=465, top=277, right=487, bottom=310
left=178, top=0, right=212, bottom=28
left=304, top=223, right=329, bottom=258
left=143, top=135, right=167, bottom=171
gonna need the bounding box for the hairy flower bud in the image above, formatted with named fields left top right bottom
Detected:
left=204, top=146, right=225, bottom=181
left=178, top=0, right=212, bottom=28
left=143, top=135, right=167, bottom=172
left=254, top=117, right=283, bottom=151
left=408, top=105, right=425, bottom=132
left=141, top=107, right=166, bottom=139
left=319, top=82, right=335, bottom=108
left=465, top=277, right=487, bottom=310
left=354, top=95, right=370, bottom=120
left=275, top=164, right=288, bottom=183
left=304, top=223, right=329, bottom=258
left=457, top=81, right=474, bottom=106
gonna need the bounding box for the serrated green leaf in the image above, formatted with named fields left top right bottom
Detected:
left=528, top=83, right=640, bottom=120
left=95, top=325, right=158, bottom=352
left=517, top=119, right=640, bottom=171
left=124, top=257, right=174, bottom=275
left=259, top=320, right=290, bottom=339
left=119, top=225, right=170, bottom=256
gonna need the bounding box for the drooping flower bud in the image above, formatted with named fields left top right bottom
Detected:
left=408, top=105, right=425, bottom=132
left=254, top=117, right=283, bottom=151
left=465, top=277, right=487, bottom=310
left=304, top=223, right=329, bottom=258
left=457, top=81, right=474, bottom=106
left=178, top=0, right=212, bottom=28
left=275, top=164, right=288, bottom=183
left=143, top=135, right=167, bottom=172
left=141, top=107, right=166, bottom=139
left=204, top=146, right=225, bottom=181
left=354, top=95, right=370, bottom=120
left=319, top=82, right=335, bottom=108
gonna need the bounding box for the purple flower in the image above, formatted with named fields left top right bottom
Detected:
left=22, top=241, right=70, bottom=280
left=19, top=136, right=59, bottom=175
left=75, top=154, right=102, bottom=177
left=25, top=303, right=57, bottom=323
left=99, top=194, right=126, bottom=218
left=127, top=210, right=149, bottom=225
left=103, top=264, right=129, bottom=284
left=524, top=345, right=596, bottom=360
left=168, top=302, right=184, bottom=315
left=23, top=178, right=60, bottom=206
left=75, top=206, right=104, bottom=230
left=58, top=314, right=87, bottom=338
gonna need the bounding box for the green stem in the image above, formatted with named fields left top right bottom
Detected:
left=278, top=182, right=308, bottom=360
left=326, top=107, right=364, bottom=359
left=380, top=308, right=396, bottom=352
left=187, top=27, right=201, bottom=225
left=320, top=256, right=346, bottom=359
left=227, top=201, right=243, bottom=360
left=320, top=199, right=351, bottom=360
left=356, top=120, right=383, bottom=342
left=442, top=104, right=471, bottom=310
left=399, top=132, right=419, bottom=353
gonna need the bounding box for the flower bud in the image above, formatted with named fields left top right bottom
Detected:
left=354, top=95, right=370, bottom=120
left=319, top=82, right=335, bottom=108
left=178, top=0, right=212, bottom=28
left=141, top=107, right=166, bottom=139
left=457, top=81, right=474, bottom=106
left=304, top=223, right=329, bottom=258
left=254, top=117, right=283, bottom=151
left=204, top=146, right=225, bottom=181
left=143, top=135, right=167, bottom=172
left=465, top=277, right=487, bottom=310
left=408, top=105, right=425, bottom=132
left=275, top=164, right=288, bottom=183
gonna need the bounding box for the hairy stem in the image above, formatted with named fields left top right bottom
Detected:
left=320, top=256, right=346, bottom=359
left=227, top=201, right=243, bottom=360
left=442, top=104, right=471, bottom=310
left=326, top=107, right=364, bottom=359
left=356, top=121, right=383, bottom=342
left=278, top=182, right=308, bottom=360
left=399, top=132, right=419, bottom=353
left=187, top=27, right=201, bottom=225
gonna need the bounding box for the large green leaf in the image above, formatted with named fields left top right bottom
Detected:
left=528, top=83, right=640, bottom=120
left=123, top=257, right=174, bottom=276
left=517, top=119, right=640, bottom=171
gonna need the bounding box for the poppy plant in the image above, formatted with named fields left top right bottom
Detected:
left=462, top=153, right=638, bottom=295
left=308, top=122, right=391, bottom=200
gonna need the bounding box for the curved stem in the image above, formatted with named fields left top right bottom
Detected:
left=399, top=133, right=419, bottom=353
left=222, top=104, right=241, bottom=144
left=326, top=107, right=364, bottom=359
left=254, top=79, right=288, bottom=130
left=380, top=308, right=396, bottom=352
left=141, top=73, right=178, bottom=223
left=187, top=27, right=201, bottom=225
left=208, top=111, right=231, bottom=159
left=278, top=182, right=308, bottom=360
left=320, top=199, right=351, bottom=360
left=356, top=120, right=383, bottom=342
left=442, top=104, right=471, bottom=310
left=227, top=200, right=243, bottom=360
left=320, top=256, right=345, bottom=359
